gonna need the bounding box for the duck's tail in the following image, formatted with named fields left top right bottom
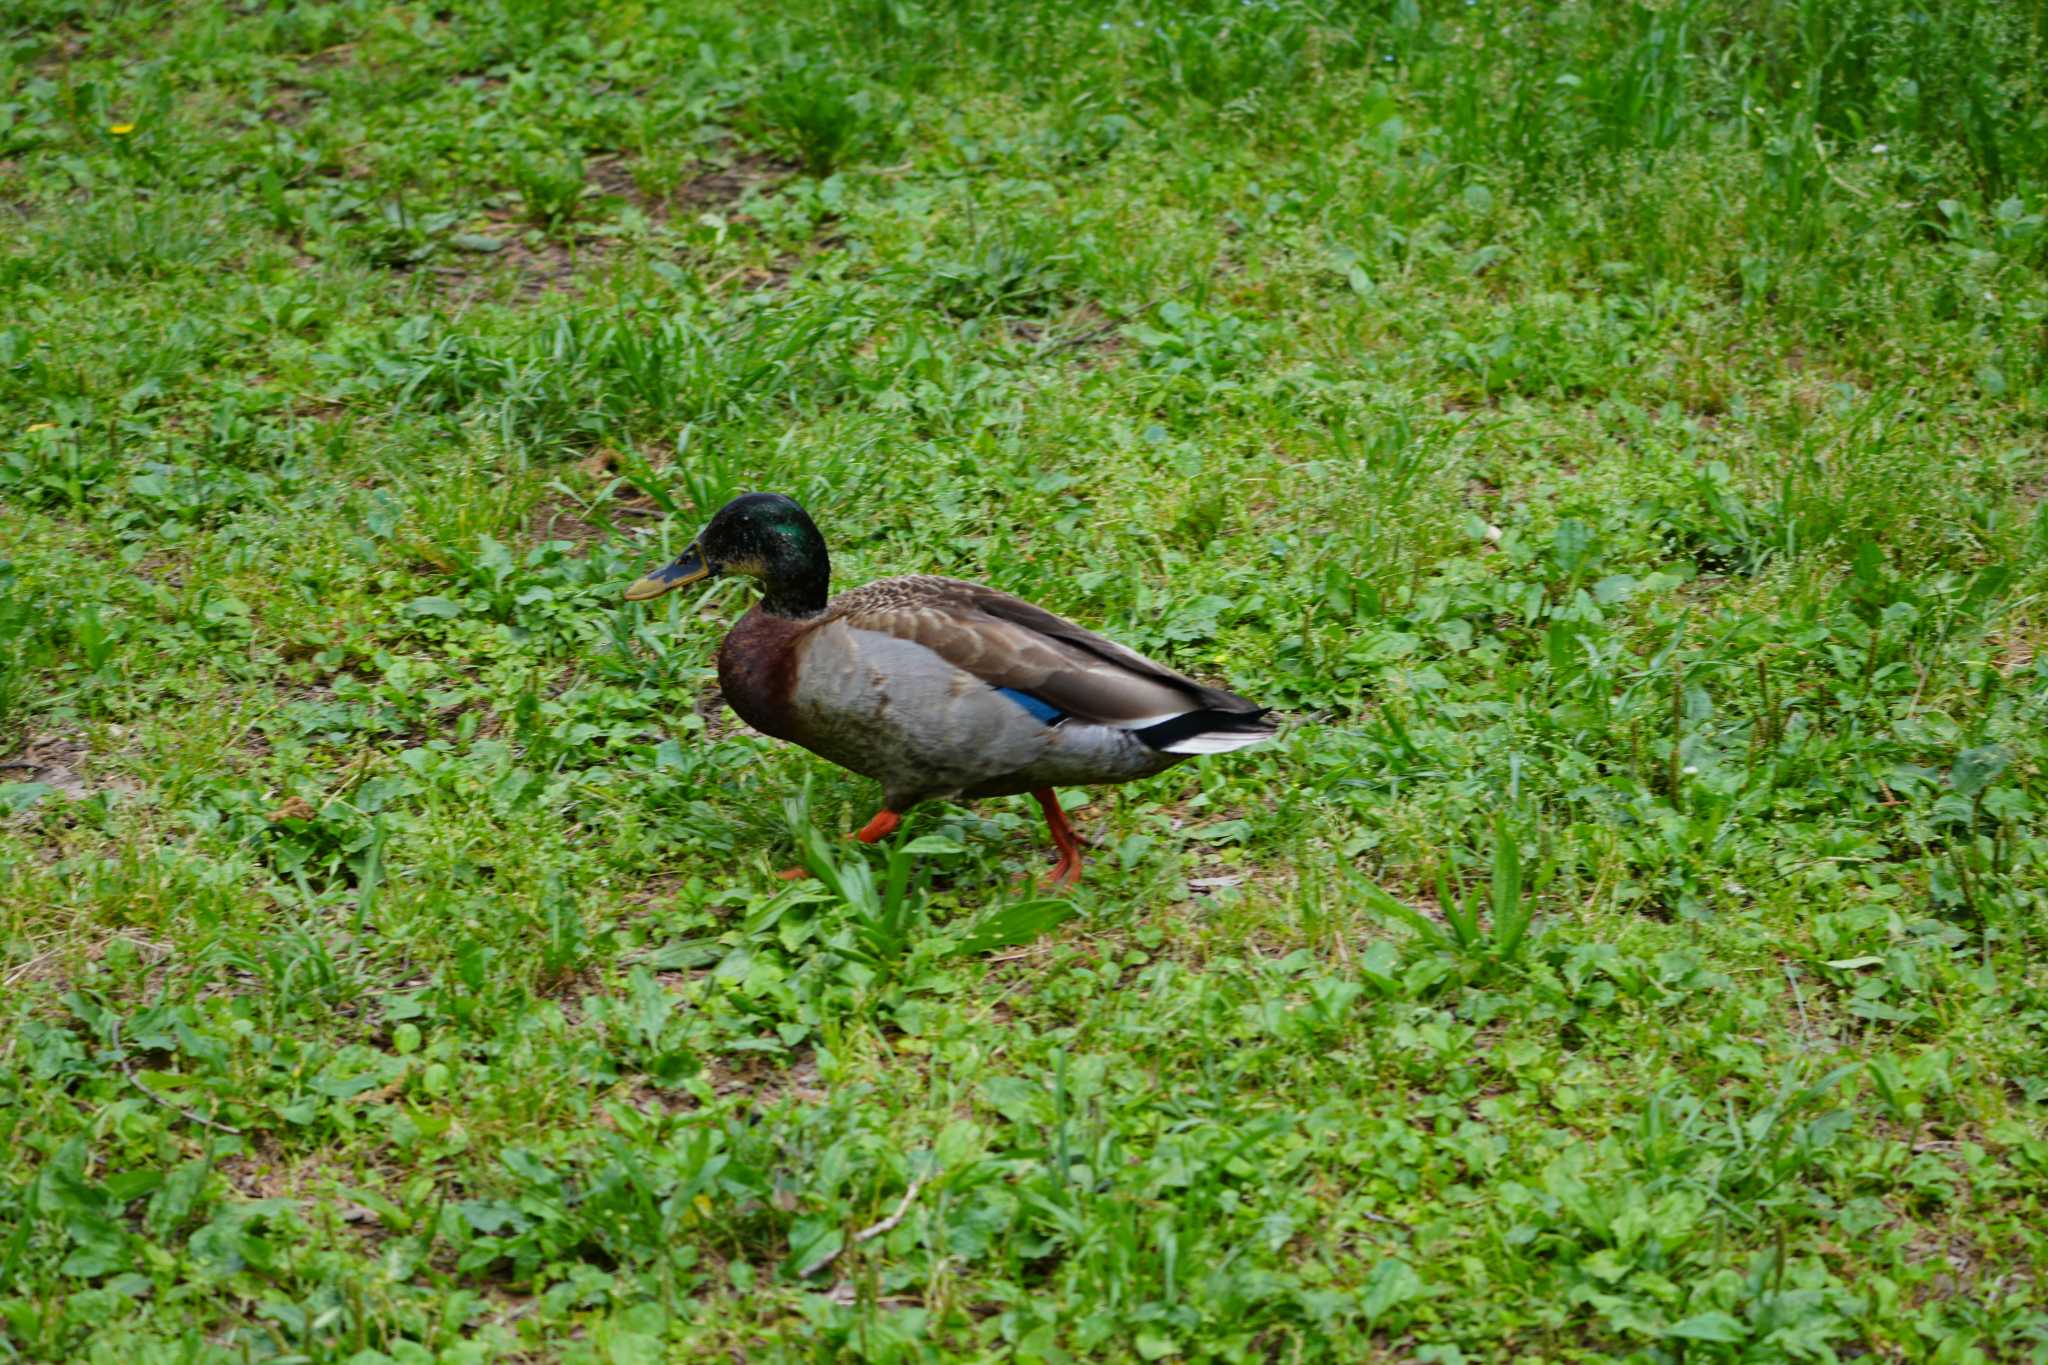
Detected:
left=1134, top=708, right=1278, bottom=755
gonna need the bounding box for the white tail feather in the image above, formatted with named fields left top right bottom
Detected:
left=1160, top=729, right=1275, bottom=756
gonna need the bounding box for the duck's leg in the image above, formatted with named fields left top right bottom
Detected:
left=1032, top=788, right=1084, bottom=886
left=774, top=809, right=903, bottom=879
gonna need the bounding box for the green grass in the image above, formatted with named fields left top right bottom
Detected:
left=3, top=0, right=2047, bottom=1359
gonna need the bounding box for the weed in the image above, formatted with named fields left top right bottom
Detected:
left=748, top=66, right=899, bottom=176
left=507, top=148, right=588, bottom=235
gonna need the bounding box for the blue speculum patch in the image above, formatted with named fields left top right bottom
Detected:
left=996, top=687, right=1067, bottom=724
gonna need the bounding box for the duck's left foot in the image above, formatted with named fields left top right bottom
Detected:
left=851, top=809, right=902, bottom=844
left=776, top=809, right=903, bottom=881
left=1032, top=788, right=1085, bottom=887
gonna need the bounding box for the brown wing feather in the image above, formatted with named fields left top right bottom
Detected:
left=827, top=575, right=1260, bottom=727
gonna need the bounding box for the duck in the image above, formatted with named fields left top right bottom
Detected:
left=623, top=493, right=1276, bottom=884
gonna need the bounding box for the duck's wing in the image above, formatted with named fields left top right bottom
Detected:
left=831, top=576, right=1276, bottom=754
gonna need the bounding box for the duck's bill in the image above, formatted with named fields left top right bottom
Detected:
left=623, top=544, right=713, bottom=601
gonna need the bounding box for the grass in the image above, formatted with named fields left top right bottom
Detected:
left=2, top=0, right=2047, bottom=1359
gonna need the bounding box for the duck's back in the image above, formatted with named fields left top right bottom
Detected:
left=822, top=575, right=1254, bottom=723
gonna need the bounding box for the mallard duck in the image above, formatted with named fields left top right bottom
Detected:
left=623, top=493, right=1275, bottom=883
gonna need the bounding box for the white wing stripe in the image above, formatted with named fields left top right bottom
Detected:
left=1103, top=712, right=1187, bottom=730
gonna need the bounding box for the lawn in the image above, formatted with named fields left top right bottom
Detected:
left=3, top=0, right=2048, bottom=1360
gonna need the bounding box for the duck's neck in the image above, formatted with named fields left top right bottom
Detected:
left=757, top=537, right=830, bottom=618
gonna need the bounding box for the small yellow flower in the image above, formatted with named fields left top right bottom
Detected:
left=27, top=422, right=56, bottom=432
left=108, top=122, right=135, bottom=136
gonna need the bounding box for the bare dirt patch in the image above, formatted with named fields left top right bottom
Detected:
left=1989, top=611, right=2040, bottom=676
left=1, top=728, right=138, bottom=809
left=580, top=150, right=799, bottom=228
left=524, top=493, right=621, bottom=548
left=299, top=42, right=357, bottom=72
left=428, top=221, right=608, bottom=302
left=30, top=29, right=88, bottom=77
left=214, top=1135, right=408, bottom=1246
left=216, top=1135, right=311, bottom=1203
left=694, top=681, right=740, bottom=741
left=608, top=1046, right=824, bottom=1121
left=520, top=452, right=667, bottom=549
left=709, top=258, right=800, bottom=294
left=673, top=153, right=800, bottom=216
left=583, top=155, right=642, bottom=203
left=425, top=151, right=817, bottom=300
left=4, top=930, right=170, bottom=995
left=2013, top=466, right=2048, bottom=518
left=718, top=1047, right=825, bottom=1108
left=623, top=872, right=686, bottom=913
left=1033, top=302, right=1128, bottom=369
left=265, top=82, right=325, bottom=128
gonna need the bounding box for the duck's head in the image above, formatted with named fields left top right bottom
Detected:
left=623, top=492, right=831, bottom=616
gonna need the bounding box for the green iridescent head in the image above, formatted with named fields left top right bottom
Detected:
left=624, top=492, right=831, bottom=617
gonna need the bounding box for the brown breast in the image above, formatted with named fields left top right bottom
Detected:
left=716, top=606, right=809, bottom=743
